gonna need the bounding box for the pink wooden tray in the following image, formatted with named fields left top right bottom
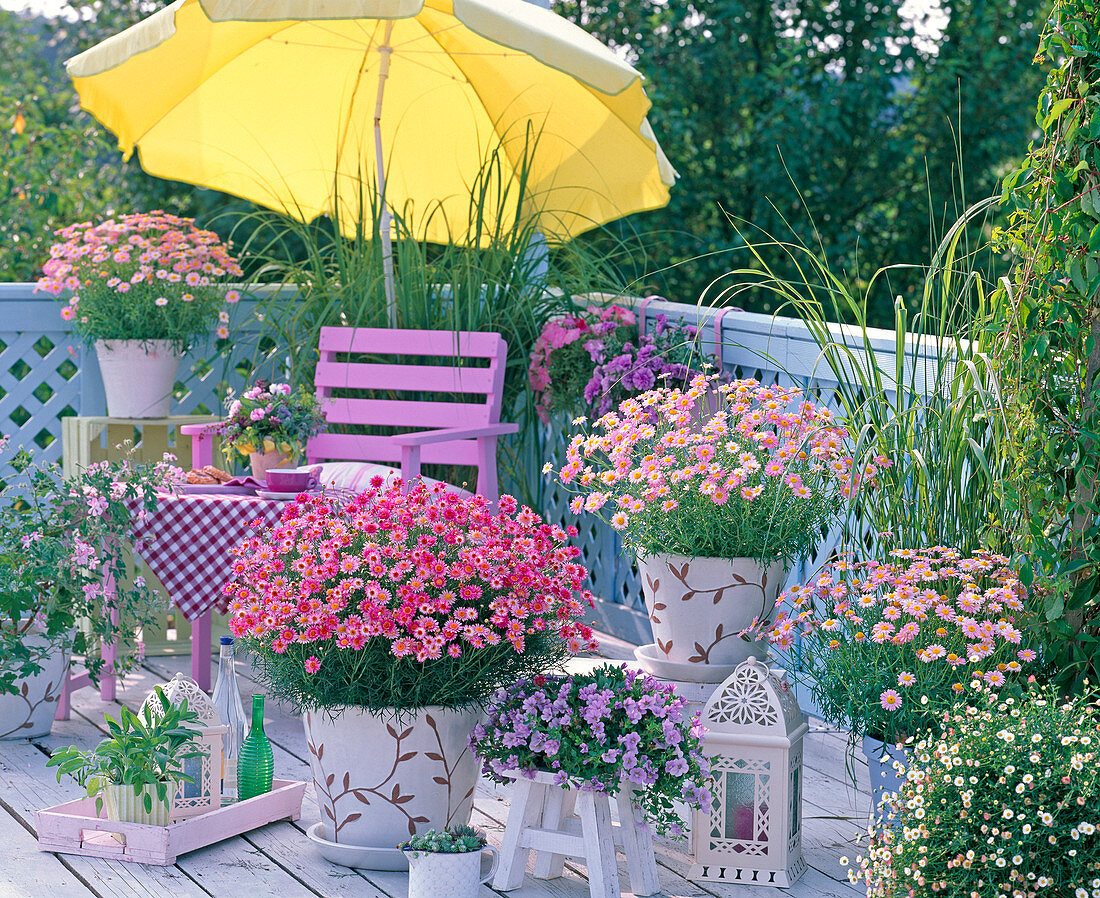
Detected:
left=35, top=779, right=306, bottom=865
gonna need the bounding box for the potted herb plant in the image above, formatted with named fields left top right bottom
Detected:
left=397, top=826, right=498, bottom=898
left=217, top=380, right=326, bottom=479
left=470, top=664, right=711, bottom=840
left=528, top=301, right=697, bottom=422
left=46, top=686, right=203, bottom=826
left=745, top=547, right=1037, bottom=806
left=0, top=438, right=183, bottom=739
left=36, top=211, right=243, bottom=417
left=851, top=683, right=1100, bottom=894
left=555, top=372, right=887, bottom=682
left=225, top=479, right=598, bottom=862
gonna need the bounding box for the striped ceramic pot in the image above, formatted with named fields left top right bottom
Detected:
left=101, top=783, right=173, bottom=826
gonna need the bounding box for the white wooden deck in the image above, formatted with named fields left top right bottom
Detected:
left=0, top=635, right=869, bottom=898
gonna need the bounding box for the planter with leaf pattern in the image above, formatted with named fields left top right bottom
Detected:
left=634, top=553, right=786, bottom=682
left=303, top=705, right=481, bottom=867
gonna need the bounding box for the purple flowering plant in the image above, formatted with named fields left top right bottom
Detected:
left=528, top=301, right=698, bottom=423
left=217, top=380, right=326, bottom=461
left=469, top=663, right=710, bottom=837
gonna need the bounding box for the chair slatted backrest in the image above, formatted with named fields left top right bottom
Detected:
left=306, top=327, right=508, bottom=467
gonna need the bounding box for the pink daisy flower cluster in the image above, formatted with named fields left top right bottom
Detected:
left=225, top=479, right=599, bottom=671
left=746, top=546, right=1037, bottom=743
left=554, top=371, right=887, bottom=559
left=37, top=211, right=242, bottom=346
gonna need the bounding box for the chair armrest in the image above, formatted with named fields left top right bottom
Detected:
left=391, top=423, right=518, bottom=447
left=179, top=422, right=222, bottom=436
left=180, top=421, right=222, bottom=469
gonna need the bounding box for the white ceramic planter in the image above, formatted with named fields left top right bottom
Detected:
left=862, top=735, right=909, bottom=822
left=95, top=339, right=181, bottom=418
left=404, top=847, right=498, bottom=898
left=635, top=553, right=786, bottom=680
left=0, top=635, right=68, bottom=740
left=303, top=705, right=481, bottom=865
left=102, top=782, right=174, bottom=826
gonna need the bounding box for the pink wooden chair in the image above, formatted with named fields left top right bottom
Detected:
left=184, top=326, right=518, bottom=500
left=177, top=327, right=518, bottom=688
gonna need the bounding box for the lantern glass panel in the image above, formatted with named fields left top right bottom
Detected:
left=723, top=771, right=756, bottom=841
left=789, top=765, right=801, bottom=840
left=180, top=755, right=204, bottom=800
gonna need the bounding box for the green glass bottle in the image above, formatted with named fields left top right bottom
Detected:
left=236, top=694, right=273, bottom=801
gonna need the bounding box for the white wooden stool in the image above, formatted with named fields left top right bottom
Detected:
left=494, top=770, right=661, bottom=898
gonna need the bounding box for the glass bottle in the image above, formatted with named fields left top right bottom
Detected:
left=211, top=635, right=246, bottom=802
left=237, top=694, right=274, bottom=801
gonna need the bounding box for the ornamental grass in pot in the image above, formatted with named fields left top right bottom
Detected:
left=225, top=479, right=598, bottom=859
left=0, top=438, right=182, bottom=739
left=554, top=371, right=885, bottom=681
left=744, top=547, right=1039, bottom=807
left=37, top=211, right=243, bottom=417
left=46, top=687, right=203, bottom=827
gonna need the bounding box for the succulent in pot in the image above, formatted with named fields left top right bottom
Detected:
left=224, top=479, right=598, bottom=861
left=46, top=686, right=203, bottom=825
left=398, top=826, right=498, bottom=898
left=554, top=372, right=887, bottom=680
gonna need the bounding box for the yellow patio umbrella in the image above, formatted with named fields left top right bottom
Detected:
left=66, top=0, right=676, bottom=319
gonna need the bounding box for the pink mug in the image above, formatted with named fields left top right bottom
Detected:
left=265, top=467, right=320, bottom=492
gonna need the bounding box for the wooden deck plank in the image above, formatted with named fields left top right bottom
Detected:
left=0, top=801, right=99, bottom=898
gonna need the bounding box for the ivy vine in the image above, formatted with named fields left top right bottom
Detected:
left=995, top=0, right=1100, bottom=692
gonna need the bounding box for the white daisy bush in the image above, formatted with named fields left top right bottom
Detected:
left=852, top=683, right=1100, bottom=897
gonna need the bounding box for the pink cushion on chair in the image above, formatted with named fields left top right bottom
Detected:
left=293, top=462, right=472, bottom=498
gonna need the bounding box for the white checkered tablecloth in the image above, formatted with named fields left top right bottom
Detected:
left=129, top=492, right=285, bottom=621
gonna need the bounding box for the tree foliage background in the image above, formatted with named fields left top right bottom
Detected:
left=554, top=0, right=1048, bottom=325
left=2, top=0, right=1049, bottom=327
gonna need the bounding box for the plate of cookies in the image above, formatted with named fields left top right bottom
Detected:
left=183, top=465, right=259, bottom=495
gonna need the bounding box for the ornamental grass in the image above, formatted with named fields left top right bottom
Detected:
left=553, top=371, right=887, bottom=562
left=225, top=480, right=598, bottom=714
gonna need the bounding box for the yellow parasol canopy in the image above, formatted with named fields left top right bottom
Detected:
left=67, top=0, right=675, bottom=247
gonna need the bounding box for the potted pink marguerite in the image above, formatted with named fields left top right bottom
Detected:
left=554, top=372, right=886, bottom=684
left=743, top=547, right=1037, bottom=807
left=37, top=211, right=242, bottom=417
left=225, top=478, right=597, bottom=863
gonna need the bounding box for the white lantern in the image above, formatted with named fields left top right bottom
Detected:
left=141, top=673, right=227, bottom=819
left=688, top=657, right=808, bottom=887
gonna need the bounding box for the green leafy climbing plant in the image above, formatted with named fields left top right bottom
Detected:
left=994, top=0, right=1100, bottom=692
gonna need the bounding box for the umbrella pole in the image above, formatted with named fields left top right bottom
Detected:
left=374, top=21, right=397, bottom=326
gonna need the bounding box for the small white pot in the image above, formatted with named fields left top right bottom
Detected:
left=636, top=553, right=786, bottom=677
left=95, top=339, right=181, bottom=418
left=0, top=634, right=69, bottom=740
left=101, top=782, right=174, bottom=826
left=862, top=735, right=909, bottom=822
left=404, top=847, right=498, bottom=898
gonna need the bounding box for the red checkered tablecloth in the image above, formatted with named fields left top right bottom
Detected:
left=129, top=492, right=285, bottom=621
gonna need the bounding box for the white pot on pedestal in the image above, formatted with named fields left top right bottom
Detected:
left=95, top=339, right=181, bottom=418
left=303, top=705, right=481, bottom=867
left=0, top=635, right=69, bottom=740
left=634, top=553, right=786, bottom=683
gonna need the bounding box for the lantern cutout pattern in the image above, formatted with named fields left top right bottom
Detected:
left=140, top=673, right=227, bottom=819
left=688, top=657, right=808, bottom=888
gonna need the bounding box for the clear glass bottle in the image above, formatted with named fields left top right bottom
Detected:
left=211, top=635, right=246, bottom=802
left=237, top=693, right=274, bottom=801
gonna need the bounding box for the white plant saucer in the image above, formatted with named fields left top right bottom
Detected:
left=632, top=642, right=740, bottom=684
left=306, top=821, right=409, bottom=870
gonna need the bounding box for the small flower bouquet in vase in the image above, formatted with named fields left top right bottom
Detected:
left=554, top=371, right=886, bottom=683
left=217, top=380, right=326, bottom=479
left=744, top=547, right=1038, bottom=808
left=225, top=480, right=598, bottom=866
left=37, top=211, right=242, bottom=417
